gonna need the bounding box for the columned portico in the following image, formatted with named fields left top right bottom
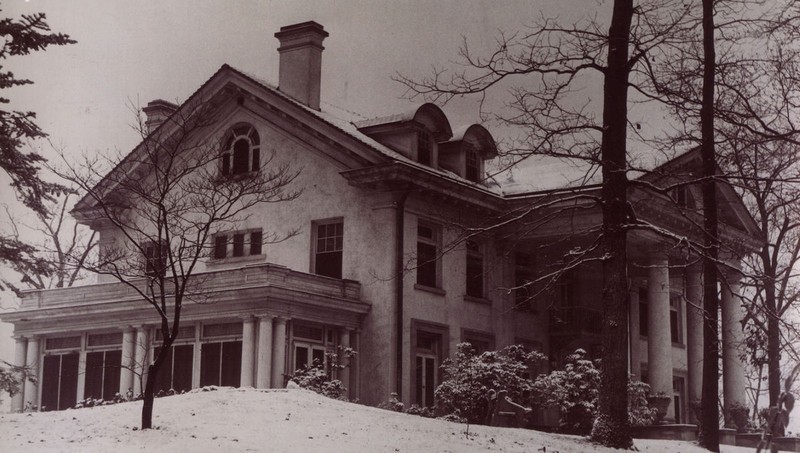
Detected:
left=685, top=265, right=703, bottom=421
left=240, top=317, right=256, bottom=387
left=24, top=336, right=39, bottom=410
left=271, top=317, right=288, bottom=388
left=11, top=336, right=27, bottom=412
left=256, top=315, right=273, bottom=388
left=647, top=253, right=673, bottom=417
left=721, top=274, right=747, bottom=427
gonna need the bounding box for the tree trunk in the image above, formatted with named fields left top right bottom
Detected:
left=766, top=282, right=783, bottom=436
left=141, top=340, right=170, bottom=429
left=698, top=0, right=720, bottom=450
left=589, top=0, right=633, bottom=448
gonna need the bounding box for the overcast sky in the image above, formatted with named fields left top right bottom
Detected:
left=6, top=0, right=595, bottom=160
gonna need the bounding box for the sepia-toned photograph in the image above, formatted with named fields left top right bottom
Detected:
left=0, top=1, right=798, bottom=451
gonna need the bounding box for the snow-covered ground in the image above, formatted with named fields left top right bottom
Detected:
left=0, top=387, right=753, bottom=452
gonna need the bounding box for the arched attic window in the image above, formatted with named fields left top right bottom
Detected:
left=220, top=124, right=260, bottom=177
left=464, top=143, right=480, bottom=182
left=417, top=129, right=433, bottom=166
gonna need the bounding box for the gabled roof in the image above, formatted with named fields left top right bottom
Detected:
left=635, top=146, right=761, bottom=237
left=74, top=65, right=486, bottom=216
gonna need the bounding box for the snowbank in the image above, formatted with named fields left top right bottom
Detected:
left=0, top=387, right=751, bottom=452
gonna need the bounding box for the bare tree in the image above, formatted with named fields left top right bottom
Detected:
left=56, top=97, right=301, bottom=429
left=1, top=191, right=97, bottom=295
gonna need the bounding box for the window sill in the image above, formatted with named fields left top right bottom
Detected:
left=414, top=284, right=446, bottom=296
left=463, top=295, right=491, bottom=305
left=207, top=254, right=266, bottom=266
left=672, top=342, right=686, bottom=349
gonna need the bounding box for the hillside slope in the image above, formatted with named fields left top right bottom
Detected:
left=0, top=387, right=749, bottom=452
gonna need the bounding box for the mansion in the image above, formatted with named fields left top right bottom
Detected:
left=3, top=21, right=759, bottom=430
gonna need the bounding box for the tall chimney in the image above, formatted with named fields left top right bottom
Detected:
left=142, top=99, right=178, bottom=134
left=274, top=21, right=328, bottom=111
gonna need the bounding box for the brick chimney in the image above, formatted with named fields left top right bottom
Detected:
left=142, top=99, right=178, bottom=134
left=274, top=21, right=328, bottom=111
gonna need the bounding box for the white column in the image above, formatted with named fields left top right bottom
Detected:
left=256, top=316, right=273, bottom=389
left=120, top=328, right=135, bottom=396
left=24, top=336, right=40, bottom=410
left=192, top=321, right=202, bottom=389
left=271, top=318, right=287, bottom=388
left=647, top=254, right=673, bottom=416
left=339, top=328, right=351, bottom=398
left=629, top=283, right=641, bottom=379
left=722, top=277, right=747, bottom=427
left=685, top=265, right=703, bottom=422
left=352, top=329, right=360, bottom=400
left=76, top=334, right=86, bottom=402
left=132, top=327, right=148, bottom=396
left=11, top=336, right=27, bottom=412
left=240, top=317, right=256, bottom=388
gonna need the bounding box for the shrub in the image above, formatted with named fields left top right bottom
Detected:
left=434, top=343, right=546, bottom=424
left=531, top=349, right=600, bottom=434
left=627, top=380, right=657, bottom=426
left=378, top=392, right=405, bottom=412
left=288, top=346, right=356, bottom=400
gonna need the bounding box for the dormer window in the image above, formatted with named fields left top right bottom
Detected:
left=465, top=145, right=480, bottom=182
left=221, top=124, right=260, bottom=176
left=417, top=130, right=432, bottom=166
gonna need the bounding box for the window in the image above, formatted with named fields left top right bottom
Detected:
left=417, top=130, right=432, bottom=166
left=558, top=269, right=575, bottom=307
left=416, top=222, right=440, bottom=288
left=465, top=145, right=480, bottom=182
left=465, top=240, right=484, bottom=298
left=200, top=322, right=243, bottom=388
left=220, top=124, right=260, bottom=177
left=153, top=344, right=194, bottom=394
left=639, top=287, right=648, bottom=337
left=670, top=294, right=682, bottom=344
left=84, top=350, right=122, bottom=401
left=673, top=377, right=686, bottom=424
left=41, top=352, right=79, bottom=411
left=514, top=252, right=534, bottom=311
left=313, top=220, right=343, bottom=279
left=462, top=330, right=495, bottom=355
left=211, top=229, right=263, bottom=260
left=673, top=186, right=696, bottom=209
left=144, top=241, right=168, bottom=277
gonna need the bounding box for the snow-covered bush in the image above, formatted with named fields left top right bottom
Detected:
left=288, top=346, right=356, bottom=400
left=531, top=348, right=599, bottom=434
left=377, top=392, right=404, bottom=412
left=627, top=379, right=657, bottom=427
left=434, top=343, right=546, bottom=424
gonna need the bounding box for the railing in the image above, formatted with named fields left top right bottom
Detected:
left=549, top=306, right=603, bottom=335
left=20, top=263, right=362, bottom=309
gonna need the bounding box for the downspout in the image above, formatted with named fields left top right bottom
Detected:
left=395, top=191, right=409, bottom=399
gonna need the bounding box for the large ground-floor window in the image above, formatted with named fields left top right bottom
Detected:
left=84, top=349, right=122, bottom=401
left=153, top=344, right=194, bottom=394
left=200, top=341, right=242, bottom=387
left=41, top=352, right=79, bottom=411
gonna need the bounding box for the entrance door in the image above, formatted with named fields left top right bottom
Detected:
left=293, top=342, right=326, bottom=373
left=41, top=352, right=79, bottom=411
left=415, top=353, right=437, bottom=407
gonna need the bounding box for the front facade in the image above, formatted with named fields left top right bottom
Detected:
left=3, top=22, right=760, bottom=427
